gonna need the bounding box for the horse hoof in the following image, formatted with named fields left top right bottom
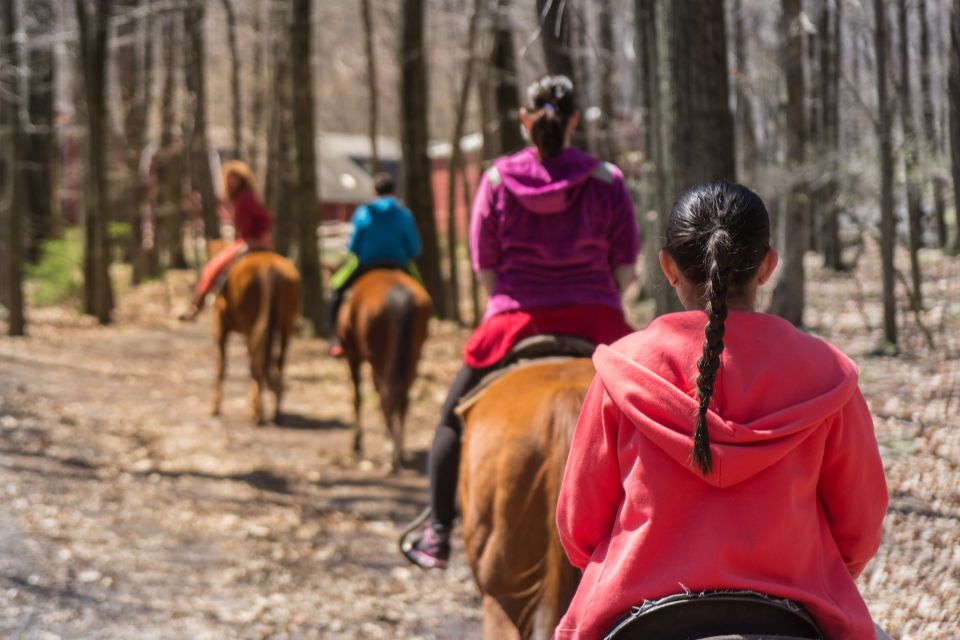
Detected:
left=273, top=412, right=285, bottom=426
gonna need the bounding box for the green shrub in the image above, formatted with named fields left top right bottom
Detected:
left=26, top=228, right=84, bottom=307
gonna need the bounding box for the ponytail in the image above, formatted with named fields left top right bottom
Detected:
left=664, top=181, right=771, bottom=476
left=525, top=75, right=577, bottom=160
left=692, top=229, right=731, bottom=474
left=530, top=106, right=567, bottom=160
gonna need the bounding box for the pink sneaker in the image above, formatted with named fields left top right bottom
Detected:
left=400, top=521, right=451, bottom=570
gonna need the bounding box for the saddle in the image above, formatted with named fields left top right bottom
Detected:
left=212, top=245, right=273, bottom=296
left=456, top=334, right=596, bottom=415
left=603, top=590, right=825, bottom=640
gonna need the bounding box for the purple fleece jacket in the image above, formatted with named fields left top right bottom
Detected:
left=469, top=146, right=640, bottom=320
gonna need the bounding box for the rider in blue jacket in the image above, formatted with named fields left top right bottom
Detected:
left=328, top=173, right=422, bottom=356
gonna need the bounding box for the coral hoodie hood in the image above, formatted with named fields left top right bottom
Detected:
left=593, top=311, right=861, bottom=488
left=494, top=146, right=600, bottom=215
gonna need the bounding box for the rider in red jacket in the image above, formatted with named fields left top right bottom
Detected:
left=180, top=161, right=273, bottom=320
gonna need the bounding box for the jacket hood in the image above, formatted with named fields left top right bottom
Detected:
left=593, top=311, right=860, bottom=488
left=494, top=146, right=600, bottom=214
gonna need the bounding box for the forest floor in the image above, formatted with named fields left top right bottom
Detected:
left=0, top=242, right=958, bottom=639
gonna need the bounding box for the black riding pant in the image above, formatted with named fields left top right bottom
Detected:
left=427, top=363, right=496, bottom=529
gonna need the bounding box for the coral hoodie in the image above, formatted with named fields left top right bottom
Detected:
left=555, top=311, right=888, bottom=640
left=469, top=146, right=639, bottom=320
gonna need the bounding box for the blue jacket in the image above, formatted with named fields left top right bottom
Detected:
left=347, top=196, right=423, bottom=266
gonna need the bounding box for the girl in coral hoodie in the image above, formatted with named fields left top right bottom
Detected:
left=555, top=182, right=889, bottom=639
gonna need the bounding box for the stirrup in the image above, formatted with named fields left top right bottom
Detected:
left=398, top=506, right=433, bottom=557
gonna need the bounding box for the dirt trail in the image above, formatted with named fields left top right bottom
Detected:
left=0, top=277, right=480, bottom=639
left=1, top=248, right=959, bottom=638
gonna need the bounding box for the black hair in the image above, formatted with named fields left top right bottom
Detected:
left=525, top=75, right=577, bottom=160
left=374, top=172, right=395, bottom=196
left=664, top=181, right=771, bottom=475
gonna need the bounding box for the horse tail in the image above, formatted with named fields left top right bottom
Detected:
left=256, top=265, right=279, bottom=386
left=384, top=284, right=415, bottom=418
left=540, top=385, right=585, bottom=633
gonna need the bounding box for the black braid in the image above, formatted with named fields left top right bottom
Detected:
left=663, top=181, right=771, bottom=477
left=692, top=230, right=731, bottom=474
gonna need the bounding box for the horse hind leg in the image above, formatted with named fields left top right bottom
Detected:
left=270, top=330, right=290, bottom=424
left=482, top=595, right=521, bottom=640
left=247, top=336, right=267, bottom=426
left=348, top=353, right=363, bottom=457
left=211, top=317, right=228, bottom=417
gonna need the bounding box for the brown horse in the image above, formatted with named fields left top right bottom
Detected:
left=458, top=358, right=594, bottom=639
left=338, top=269, right=432, bottom=472
left=211, top=251, right=301, bottom=425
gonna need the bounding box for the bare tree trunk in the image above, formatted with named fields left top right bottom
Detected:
left=220, top=0, right=242, bottom=160
left=732, top=0, right=758, bottom=181
left=950, top=0, right=960, bottom=254
left=897, top=0, right=924, bottom=310
left=264, top=0, right=295, bottom=257
left=874, top=0, right=898, bottom=348
left=250, top=2, right=268, bottom=174
left=3, top=0, right=26, bottom=335
left=158, top=12, right=185, bottom=270
left=651, top=0, right=736, bottom=316
left=183, top=0, right=219, bottom=240
left=444, top=0, right=484, bottom=325
left=919, top=0, right=948, bottom=249
left=537, top=0, right=575, bottom=79
left=360, top=0, right=380, bottom=174
left=821, top=0, right=843, bottom=271
left=290, top=0, right=324, bottom=334
left=116, top=0, right=148, bottom=284
left=636, top=0, right=667, bottom=305
left=23, top=0, right=56, bottom=265
left=490, top=0, right=525, bottom=157
left=596, top=0, right=617, bottom=161
left=401, top=0, right=447, bottom=317
left=75, top=0, right=114, bottom=325
left=769, top=0, right=807, bottom=325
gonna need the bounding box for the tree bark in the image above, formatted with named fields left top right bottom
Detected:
left=158, top=12, right=186, bottom=269
left=360, top=0, right=380, bottom=174
left=769, top=0, right=807, bottom=325
left=874, top=0, right=898, bottom=347
left=183, top=0, right=219, bottom=241
left=221, top=0, right=242, bottom=160
left=732, top=0, right=758, bottom=181
left=537, top=0, right=575, bottom=79
left=116, top=0, right=149, bottom=284
left=250, top=1, right=267, bottom=174
left=918, top=0, right=948, bottom=249
left=444, top=0, right=484, bottom=325
left=821, top=0, right=843, bottom=271
left=264, top=0, right=295, bottom=257
left=3, top=0, right=26, bottom=335
left=596, top=0, right=617, bottom=161
left=75, top=0, right=114, bottom=325
left=649, top=0, right=736, bottom=317
left=23, top=0, right=56, bottom=265
left=400, top=0, right=447, bottom=317
left=290, top=0, right=325, bottom=334
left=897, top=0, right=924, bottom=310
left=489, top=0, right=525, bottom=157
left=950, top=0, right=960, bottom=254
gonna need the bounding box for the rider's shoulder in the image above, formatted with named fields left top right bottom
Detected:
left=590, top=161, right=624, bottom=185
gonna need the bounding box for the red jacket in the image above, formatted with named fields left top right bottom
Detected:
left=233, top=189, right=273, bottom=242
left=555, top=311, right=887, bottom=640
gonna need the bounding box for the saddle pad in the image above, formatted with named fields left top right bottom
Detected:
left=455, top=356, right=589, bottom=418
